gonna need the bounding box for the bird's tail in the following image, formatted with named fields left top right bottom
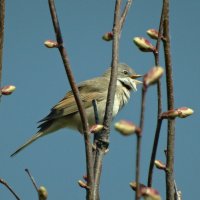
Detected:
left=10, top=131, right=44, bottom=157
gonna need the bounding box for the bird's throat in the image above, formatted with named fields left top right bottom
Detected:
left=120, top=80, right=132, bottom=91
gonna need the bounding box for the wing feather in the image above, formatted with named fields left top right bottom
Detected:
left=39, top=77, right=108, bottom=122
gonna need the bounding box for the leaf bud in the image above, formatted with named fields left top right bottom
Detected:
left=115, top=120, right=141, bottom=136
left=133, top=37, right=156, bottom=52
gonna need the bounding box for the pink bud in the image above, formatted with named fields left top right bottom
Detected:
left=1, top=85, right=16, bottom=95
left=44, top=40, right=58, bottom=48
left=144, top=66, right=164, bottom=86
left=141, top=187, right=161, bottom=200
left=154, top=160, right=166, bottom=170
left=146, top=29, right=159, bottom=39
left=90, top=124, right=103, bottom=134
left=102, top=32, right=113, bottom=41
left=147, top=29, right=166, bottom=41
left=133, top=37, right=156, bottom=52
left=161, top=107, right=194, bottom=119
left=115, top=120, right=141, bottom=136
left=129, top=181, right=146, bottom=191
left=78, top=180, right=89, bottom=189
left=176, top=107, right=194, bottom=118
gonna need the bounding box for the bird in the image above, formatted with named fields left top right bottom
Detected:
left=11, top=63, right=142, bottom=157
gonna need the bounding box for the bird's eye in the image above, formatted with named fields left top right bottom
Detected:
left=123, top=70, right=128, bottom=75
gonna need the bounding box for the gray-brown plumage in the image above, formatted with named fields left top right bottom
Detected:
left=11, top=63, right=142, bottom=156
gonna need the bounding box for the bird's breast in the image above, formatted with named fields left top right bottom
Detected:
left=112, top=81, right=131, bottom=117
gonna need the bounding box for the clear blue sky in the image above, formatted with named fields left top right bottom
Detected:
left=1, top=1, right=199, bottom=199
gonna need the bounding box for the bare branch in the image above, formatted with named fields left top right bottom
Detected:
left=100, top=0, right=122, bottom=142
left=93, top=149, right=104, bottom=200
left=0, top=0, right=5, bottom=91
left=147, top=118, right=163, bottom=186
left=147, top=0, right=166, bottom=186
left=162, top=0, right=176, bottom=199
left=92, top=0, right=122, bottom=199
left=25, top=168, right=38, bottom=192
left=0, top=178, right=21, bottom=200
left=92, top=100, right=99, bottom=125
left=135, top=85, right=147, bottom=200
left=47, top=1, right=94, bottom=198
left=119, top=0, right=133, bottom=31
left=25, top=169, right=48, bottom=200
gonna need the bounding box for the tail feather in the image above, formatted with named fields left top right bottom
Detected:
left=10, top=131, right=44, bottom=157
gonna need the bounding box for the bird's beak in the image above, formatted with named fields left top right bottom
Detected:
left=130, top=74, right=143, bottom=79
left=130, top=74, right=143, bottom=84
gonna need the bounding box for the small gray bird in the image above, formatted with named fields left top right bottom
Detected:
left=11, top=63, right=142, bottom=156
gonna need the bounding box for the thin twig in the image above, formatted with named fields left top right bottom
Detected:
left=25, top=169, right=48, bottom=200
left=92, top=99, right=99, bottom=152
left=147, top=0, right=165, bottom=187
left=0, top=0, right=5, bottom=92
left=153, top=0, right=165, bottom=67
left=135, top=86, right=146, bottom=200
left=0, top=178, right=21, bottom=200
left=92, top=100, right=99, bottom=125
left=25, top=168, right=38, bottom=192
left=100, top=0, right=122, bottom=140
left=93, top=149, right=104, bottom=200
left=162, top=0, right=176, bottom=199
left=48, top=1, right=94, bottom=198
left=92, top=99, right=100, bottom=158
left=92, top=99, right=99, bottom=172
left=135, top=133, right=142, bottom=200
left=164, top=151, right=181, bottom=200
left=92, top=0, right=122, bottom=199
left=147, top=118, right=163, bottom=186
left=119, top=0, right=133, bottom=32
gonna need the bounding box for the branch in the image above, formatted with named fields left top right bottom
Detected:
left=147, top=118, right=163, bottom=186
left=92, top=100, right=99, bottom=125
left=48, top=1, right=94, bottom=198
left=101, top=0, right=121, bottom=137
left=147, top=0, right=165, bottom=187
left=0, top=178, right=21, bottom=200
left=162, top=0, right=176, bottom=199
left=119, top=0, right=133, bottom=32
left=0, top=0, right=5, bottom=91
left=135, top=65, right=164, bottom=199
left=92, top=0, right=123, bottom=199
left=25, top=169, right=48, bottom=200
left=92, top=99, right=100, bottom=150
left=135, top=85, right=147, bottom=200
left=25, top=168, right=38, bottom=192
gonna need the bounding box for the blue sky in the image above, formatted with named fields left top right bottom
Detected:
left=1, top=1, right=199, bottom=199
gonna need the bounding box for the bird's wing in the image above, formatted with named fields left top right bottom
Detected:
left=39, top=77, right=108, bottom=122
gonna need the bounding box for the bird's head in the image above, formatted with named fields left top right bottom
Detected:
left=117, top=63, right=142, bottom=91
